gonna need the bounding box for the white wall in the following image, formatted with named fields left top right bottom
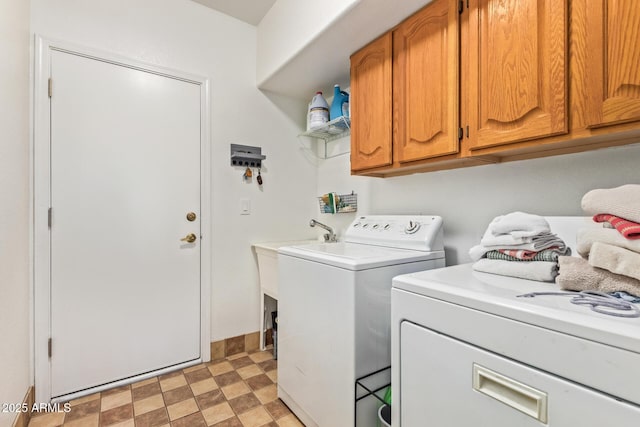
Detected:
left=315, top=136, right=371, bottom=235
left=31, top=0, right=318, bottom=342
left=318, top=140, right=640, bottom=265
left=256, top=0, right=432, bottom=99
left=0, top=0, right=32, bottom=424
left=257, top=0, right=358, bottom=86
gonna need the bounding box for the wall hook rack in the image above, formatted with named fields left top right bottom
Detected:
left=230, top=144, right=266, bottom=168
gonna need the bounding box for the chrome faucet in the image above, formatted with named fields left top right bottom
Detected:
left=309, top=219, right=337, bottom=242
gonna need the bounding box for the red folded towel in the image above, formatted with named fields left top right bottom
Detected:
left=593, top=214, right=640, bottom=240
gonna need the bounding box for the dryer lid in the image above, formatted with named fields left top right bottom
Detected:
left=393, top=263, right=640, bottom=354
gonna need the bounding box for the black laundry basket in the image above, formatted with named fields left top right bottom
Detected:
left=271, top=311, right=278, bottom=360
left=378, top=403, right=391, bottom=426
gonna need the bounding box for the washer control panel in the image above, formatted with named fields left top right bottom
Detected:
left=353, top=219, right=420, bottom=234
left=345, top=215, right=443, bottom=252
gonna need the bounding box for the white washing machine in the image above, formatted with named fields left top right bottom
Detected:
left=391, top=263, right=640, bottom=426
left=278, top=215, right=445, bottom=427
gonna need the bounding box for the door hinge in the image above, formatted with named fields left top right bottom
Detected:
left=458, top=127, right=464, bottom=140
left=48, top=207, right=52, bottom=228
left=48, top=338, right=52, bottom=358
left=48, top=78, right=52, bottom=98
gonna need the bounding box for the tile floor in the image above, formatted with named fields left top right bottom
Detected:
left=28, top=349, right=303, bottom=427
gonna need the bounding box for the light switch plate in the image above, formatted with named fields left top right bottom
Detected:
left=240, top=198, right=251, bottom=215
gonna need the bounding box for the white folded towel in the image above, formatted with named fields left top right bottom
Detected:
left=473, top=259, right=558, bottom=282
left=488, top=211, right=550, bottom=237
left=589, top=242, right=640, bottom=282
left=581, top=184, right=640, bottom=223
left=576, top=227, right=640, bottom=257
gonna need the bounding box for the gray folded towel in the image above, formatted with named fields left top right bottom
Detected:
left=589, top=242, right=640, bottom=281
left=557, top=256, right=640, bottom=295
left=473, top=259, right=558, bottom=282
left=485, top=247, right=570, bottom=262
left=480, top=231, right=562, bottom=247
left=581, top=184, right=640, bottom=223
left=470, top=231, right=567, bottom=261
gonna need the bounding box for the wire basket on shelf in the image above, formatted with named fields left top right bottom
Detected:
left=318, top=192, right=358, bottom=214
left=302, top=116, right=351, bottom=141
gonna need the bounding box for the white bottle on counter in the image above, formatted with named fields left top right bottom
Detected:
left=307, top=91, right=329, bottom=131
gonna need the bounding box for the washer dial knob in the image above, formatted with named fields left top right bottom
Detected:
left=405, top=220, right=421, bottom=234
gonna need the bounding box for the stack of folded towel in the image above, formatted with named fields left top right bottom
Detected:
left=557, top=184, right=640, bottom=296
left=469, top=212, right=570, bottom=282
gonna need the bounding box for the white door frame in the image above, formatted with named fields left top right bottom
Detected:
left=33, top=35, right=211, bottom=403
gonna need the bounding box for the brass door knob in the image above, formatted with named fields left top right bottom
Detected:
left=181, top=233, right=197, bottom=243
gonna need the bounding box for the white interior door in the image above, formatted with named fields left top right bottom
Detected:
left=49, top=49, right=202, bottom=399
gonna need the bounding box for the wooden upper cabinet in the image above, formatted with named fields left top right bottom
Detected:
left=585, top=0, right=640, bottom=128
left=393, top=0, right=459, bottom=163
left=466, top=0, right=568, bottom=150
left=350, top=33, right=393, bottom=171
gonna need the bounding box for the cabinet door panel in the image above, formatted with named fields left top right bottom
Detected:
left=394, top=0, right=459, bottom=162
left=468, top=0, right=568, bottom=150
left=350, top=33, right=393, bottom=171
left=586, top=0, right=640, bottom=128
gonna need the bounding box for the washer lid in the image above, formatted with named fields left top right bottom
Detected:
left=393, top=263, right=640, bottom=354
left=279, top=242, right=444, bottom=271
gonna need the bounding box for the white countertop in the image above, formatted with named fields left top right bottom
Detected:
left=252, top=239, right=318, bottom=253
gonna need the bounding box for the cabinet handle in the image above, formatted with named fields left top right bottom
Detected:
left=472, top=364, right=548, bottom=423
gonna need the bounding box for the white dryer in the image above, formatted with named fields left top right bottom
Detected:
left=392, top=264, right=640, bottom=426
left=278, top=215, right=445, bottom=427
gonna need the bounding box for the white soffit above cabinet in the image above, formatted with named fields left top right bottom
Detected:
left=256, top=0, right=434, bottom=100
left=191, top=0, right=277, bottom=26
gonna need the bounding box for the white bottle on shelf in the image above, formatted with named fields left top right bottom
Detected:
left=307, top=91, right=329, bottom=131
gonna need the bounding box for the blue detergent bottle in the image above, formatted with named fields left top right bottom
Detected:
left=330, top=84, right=350, bottom=121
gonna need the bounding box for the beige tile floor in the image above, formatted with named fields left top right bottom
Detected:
left=28, top=349, right=304, bottom=427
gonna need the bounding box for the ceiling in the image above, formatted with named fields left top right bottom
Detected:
left=190, top=0, right=276, bottom=26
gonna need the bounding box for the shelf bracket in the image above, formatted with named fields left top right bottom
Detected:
left=298, top=116, right=352, bottom=159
